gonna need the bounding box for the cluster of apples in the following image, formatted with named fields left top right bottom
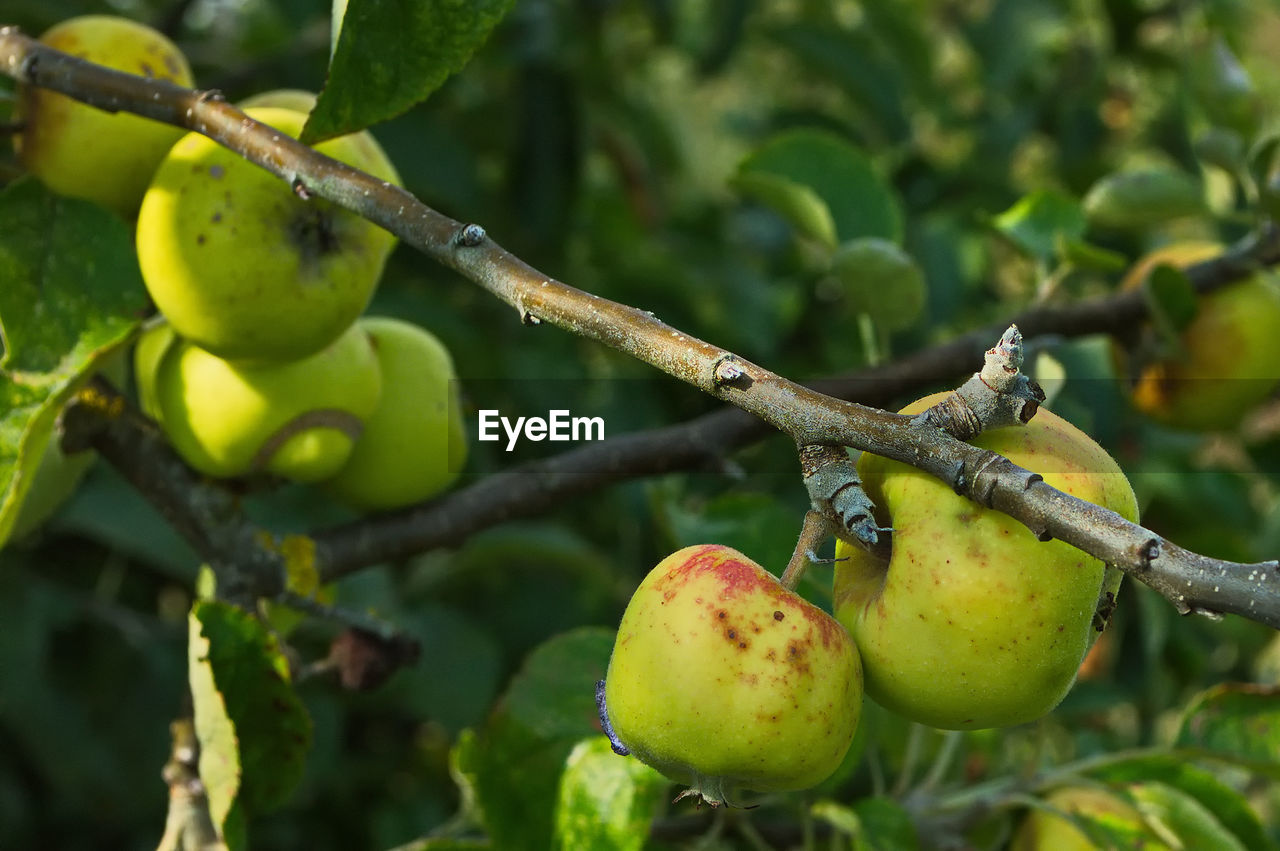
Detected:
left=600, top=393, right=1139, bottom=805
left=16, top=15, right=466, bottom=511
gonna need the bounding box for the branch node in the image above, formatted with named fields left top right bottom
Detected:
left=914, top=325, right=1045, bottom=438
left=513, top=295, right=541, bottom=325
left=457, top=222, right=487, bottom=246
left=290, top=176, right=310, bottom=200
left=194, top=87, right=225, bottom=103
left=1133, top=537, right=1161, bottom=567
left=712, top=355, right=745, bottom=386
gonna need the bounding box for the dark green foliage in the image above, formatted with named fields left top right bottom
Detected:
left=2, top=1, right=1280, bottom=849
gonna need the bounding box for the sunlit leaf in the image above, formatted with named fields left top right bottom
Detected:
left=189, top=601, right=312, bottom=848
left=305, top=0, right=517, bottom=142
left=991, top=189, right=1086, bottom=261
left=0, top=179, right=145, bottom=549
left=553, top=736, right=667, bottom=851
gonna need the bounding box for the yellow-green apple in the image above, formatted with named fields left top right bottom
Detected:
left=238, top=89, right=318, bottom=113
left=833, top=393, right=1138, bottom=730
left=135, top=106, right=402, bottom=362
left=14, top=15, right=194, bottom=217
left=1117, top=242, right=1280, bottom=431
left=324, top=318, right=467, bottom=510
left=134, top=321, right=382, bottom=481
left=601, top=544, right=863, bottom=805
left=1011, top=786, right=1167, bottom=850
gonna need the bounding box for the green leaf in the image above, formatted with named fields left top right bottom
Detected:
left=1082, top=167, right=1206, bottom=230
left=1090, top=753, right=1274, bottom=851
left=851, top=796, right=919, bottom=851
left=304, top=0, right=517, bottom=143
left=811, top=799, right=863, bottom=836
left=0, top=179, right=147, bottom=549
left=1194, top=127, right=1247, bottom=174
left=1130, top=781, right=1248, bottom=851
left=1144, top=264, right=1200, bottom=335
left=1188, top=35, right=1260, bottom=138
left=1059, top=237, right=1129, bottom=272
left=188, top=600, right=313, bottom=847
left=991, top=189, right=1086, bottom=262
left=1176, top=683, right=1280, bottom=777
left=829, top=237, right=927, bottom=330
left=553, top=736, right=667, bottom=851
left=734, top=129, right=903, bottom=246
left=450, top=628, right=615, bottom=851
left=730, top=171, right=838, bottom=248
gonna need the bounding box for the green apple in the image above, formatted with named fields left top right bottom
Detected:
left=238, top=89, right=319, bottom=114
left=833, top=392, right=1138, bottom=730
left=602, top=544, right=863, bottom=806
left=1011, top=786, right=1168, bottom=850
left=135, top=106, right=402, bottom=363
left=324, top=318, right=467, bottom=510
left=14, top=15, right=194, bottom=217
left=135, top=321, right=382, bottom=482
left=1119, top=242, right=1280, bottom=431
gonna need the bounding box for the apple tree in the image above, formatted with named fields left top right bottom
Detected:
left=2, top=1, right=1280, bottom=849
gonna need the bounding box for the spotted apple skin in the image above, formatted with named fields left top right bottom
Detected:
left=834, top=393, right=1138, bottom=730
left=603, top=544, right=862, bottom=805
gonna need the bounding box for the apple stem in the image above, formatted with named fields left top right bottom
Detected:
left=780, top=510, right=833, bottom=591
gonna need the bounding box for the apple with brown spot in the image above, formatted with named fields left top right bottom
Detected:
left=833, top=392, right=1138, bottom=730
left=600, top=544, right=863, bottom=806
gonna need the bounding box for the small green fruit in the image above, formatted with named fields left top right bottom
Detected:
left=136, top=106, right=402, bottom=362
left=602, top=544, right=863, bottom=806
left=135, top=322, right=382, bottom=481
left=325, top=318, right=467, bottom=510
left=834, top=393, right=1138, bottom=730
left=1082, top=168, right=1205, bottom=231
left=15, top=15, right=194, bottom=217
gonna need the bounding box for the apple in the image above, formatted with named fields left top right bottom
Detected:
left=324, top=318, right=467, bottom=511
left=238, top=90, right=319, bottom=114
left=14, top=15, right=194, bottom=217
left=134, top=321, right=382, bottom=482
left=1011, top=786, right=1167, bottom=850
left=601, top=544, right=863, bottom=806
left=135, top=106, right=402, bottom=363
left=1118, top=242, right=1280, bottom=431
left=833, top=392, right=1138, bottom=730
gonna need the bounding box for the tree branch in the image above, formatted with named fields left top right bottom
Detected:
left=6, top=28, right=1278, bottom=628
